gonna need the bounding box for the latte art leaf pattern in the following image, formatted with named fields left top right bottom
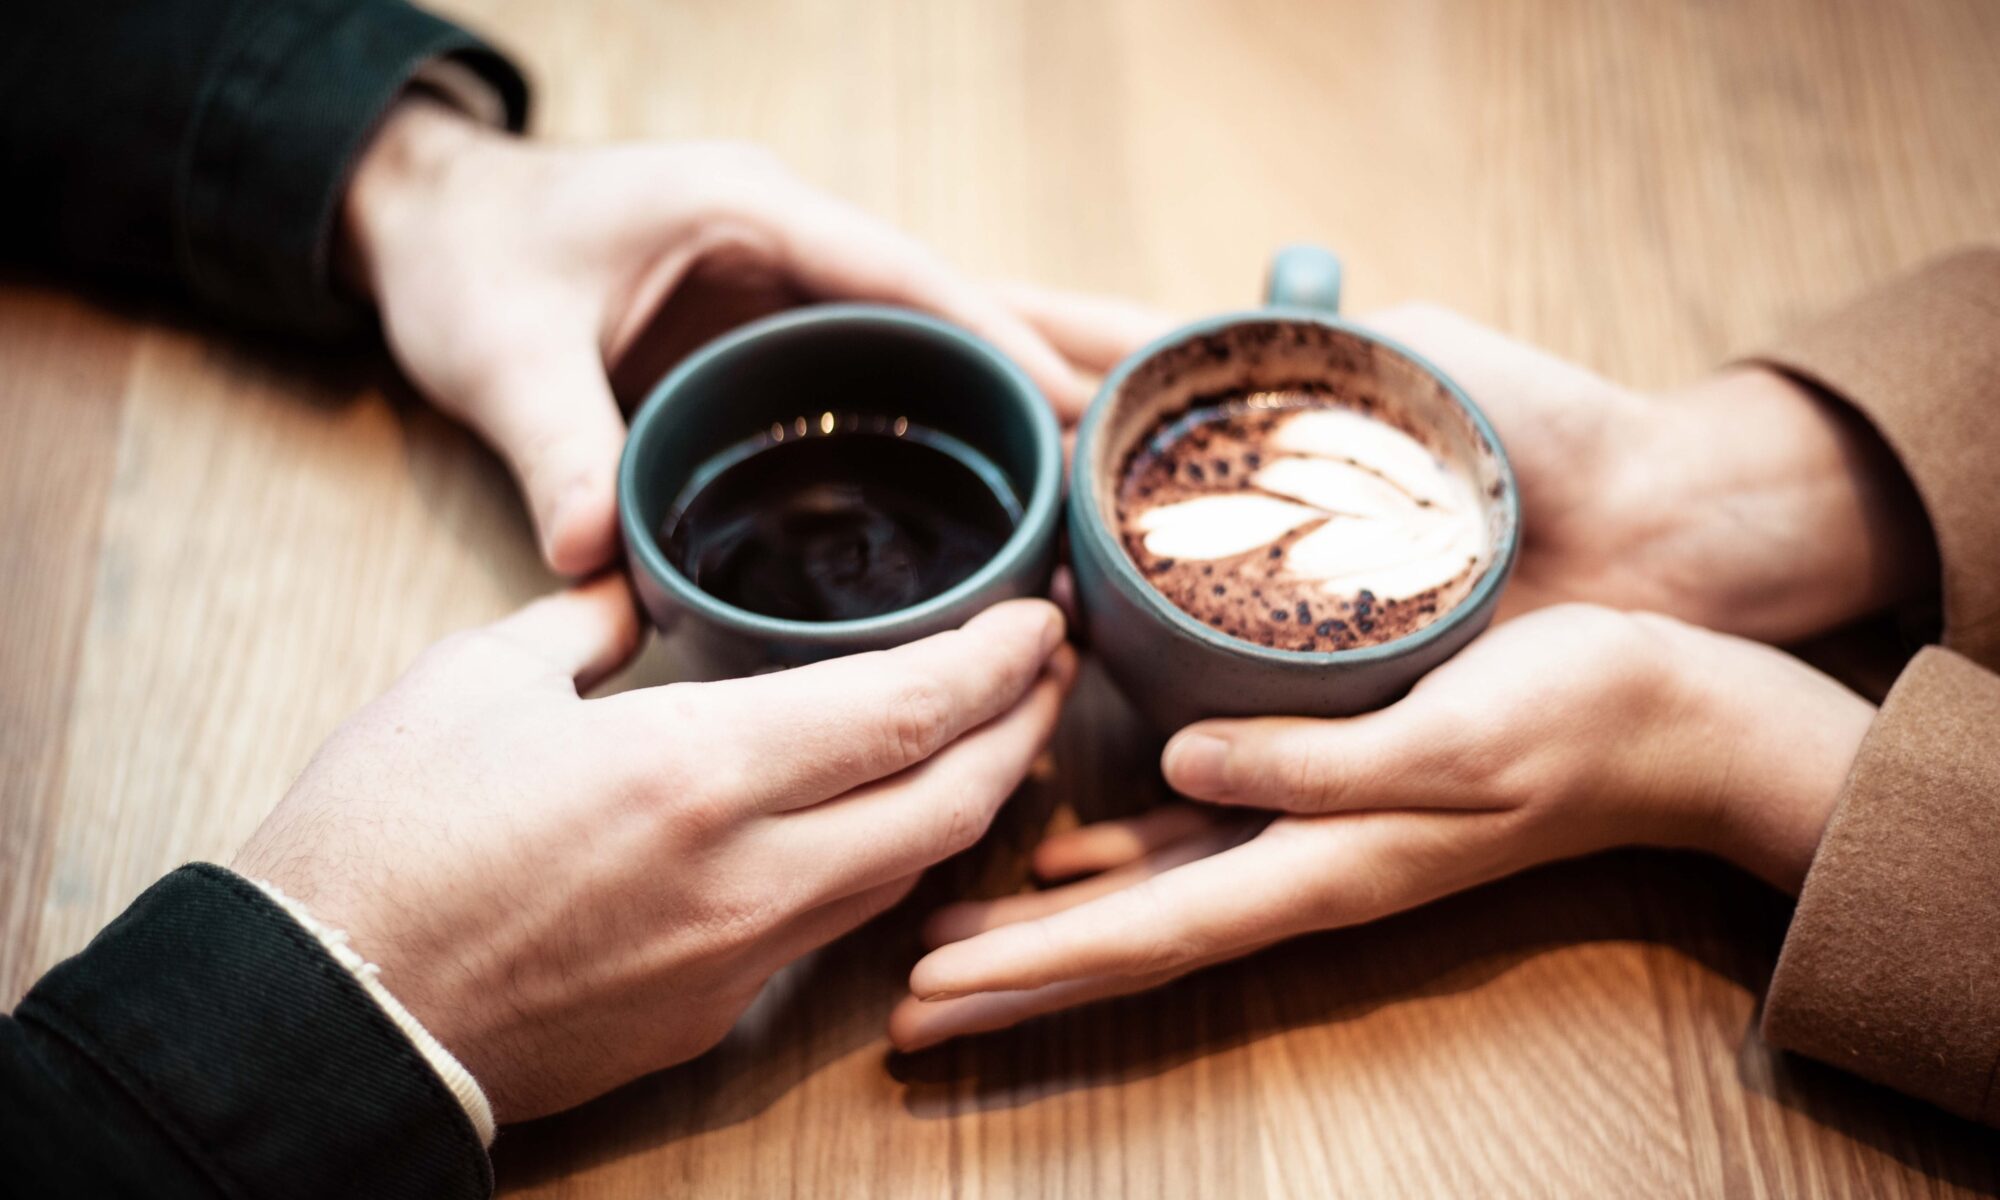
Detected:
left=1132, top=494, right=1324, bottom=560
left=1132, top=408, right=1484, bottom=604
left=1248, top=455, right=1408, bottom=519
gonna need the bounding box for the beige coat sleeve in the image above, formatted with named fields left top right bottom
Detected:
left=1750, top=246, right=2000, bottom=1126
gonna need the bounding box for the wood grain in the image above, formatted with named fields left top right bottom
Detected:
left=4, top=0, right=1999, bottom=1195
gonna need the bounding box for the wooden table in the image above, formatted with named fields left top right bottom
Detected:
left=6, top=0, right=1999, bottom=1194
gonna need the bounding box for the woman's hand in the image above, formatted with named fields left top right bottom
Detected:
left=888, top=603, right=1870, bottom=1051
left=1357, top=305, right=1935, bottom=640
left=340, top=97, right=1088, bottom=575
left=1008, top=288, right=1937, bottom=642
left=234, top=578, right=1074, bottom=1120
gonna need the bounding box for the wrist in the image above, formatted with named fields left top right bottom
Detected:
left=1695, top=368, right=1935, bottom=634
left=1650, top=618, right=1873, bottom=893
left=247, top=876, right=497, bottom=1144
left=337, top=93, right=495, bottom=302
left=1627, top=368, right=1935, bottom=642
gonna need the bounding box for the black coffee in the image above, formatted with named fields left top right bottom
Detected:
left=662, top=414, right=1020, bottom=622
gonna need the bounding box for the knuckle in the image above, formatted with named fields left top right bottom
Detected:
left=1478, top=749, right=1547, bottom=812
left=929, top=793, right=992, bottom=861
left=1279, top=738, right=1348, bottom=810
left=1412, top=699, right=1518, bottom=800
left=1114, top=883, right=1198, bottom=973
left=1569, top=608, right=1676, bottom=700
left=638, top=750, right=744, bottom=835
left=1619, top=610, right=1692, bottom=658
left=707, top=882, right=791, bottom=948
left=882, top=678, right=956, bottom=764
left=626, top=682, right=697, bottom=742
left=662, top=765, right=744, bottom=839
left=609, top=691, right=766, bottom=837
left=1547, top=602, right=1642, bottom=649
left=1319, top=868, right=1400, bottom=927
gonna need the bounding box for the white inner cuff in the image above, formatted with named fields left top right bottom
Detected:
left=251, top=878, right=497, bottom=1146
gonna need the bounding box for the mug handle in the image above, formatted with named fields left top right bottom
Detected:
left=1265, top=244, right=1344, bottom=314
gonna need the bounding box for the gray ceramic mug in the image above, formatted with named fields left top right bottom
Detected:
left=1067, top=246, right=1520, bottom=730
left=618, top=304, right=1063, bottom=679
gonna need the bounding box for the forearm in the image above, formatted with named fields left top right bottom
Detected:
left=337, top=94, right=501, bottom=304
left=1, top=1012, right=216, bottom=1198
left=3, top=866, right=492, bottom=1198
left=1763, top=647, right=2000, bottom=1127
left=0, top=0, right=524, bottom=336
left=1638, top=610, right=1876, bottom=894
left=1750, top=246, right=2000, bottom=668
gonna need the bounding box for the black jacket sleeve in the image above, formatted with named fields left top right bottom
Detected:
left=2, top=864, right=491, bottom=1199
left=0, top=0, right=527, bottom=337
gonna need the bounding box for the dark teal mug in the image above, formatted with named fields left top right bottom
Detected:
left=1067, top=246, right=1520, bottom=730
left=619, top=304, right=1063, bottom=679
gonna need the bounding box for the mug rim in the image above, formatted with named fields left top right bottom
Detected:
left=618, top=302, right=1064, bottom=641
left=1070, top=306, right=1521, bottom=668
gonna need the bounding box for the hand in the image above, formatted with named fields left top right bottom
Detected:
left=234, top=578, right=1075, bottom=1119
left=339, top=97, right=1087, bottom=575
left=888, top=604, right=1870, bottom=1050
left=1358, top=306, right=1936, bottom=640
left=1007, top=288, right=1937, bottom=642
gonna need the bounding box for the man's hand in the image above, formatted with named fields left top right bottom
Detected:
left=1007, top=288, right=1938, bottom=642
left=339, top=97, right=1087, bottom=575
left=234, top=578, right=1074, bottom=1120
left=888, top=604, right=1871, bottom=1050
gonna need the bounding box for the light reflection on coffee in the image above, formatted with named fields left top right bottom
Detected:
left=1116, top=388, right=1488, bottom=651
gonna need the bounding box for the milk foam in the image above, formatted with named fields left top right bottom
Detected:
left=1133, top=408, right=1483, bottom=603
left=1132, top=493, right=1323, bottom=559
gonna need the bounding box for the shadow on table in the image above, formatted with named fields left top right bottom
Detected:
left=0, top=267, right=387, bottom=400
left=885, top=849, right=1999, bottom=1194
left=0, top=268, right=559, bottom=607
left=492, top=667, right=1998, bottom=1195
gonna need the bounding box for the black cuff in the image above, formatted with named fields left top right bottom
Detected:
left=177, top=0, right=529, bottom=337
left=16, top=864, right=491, bottom=1200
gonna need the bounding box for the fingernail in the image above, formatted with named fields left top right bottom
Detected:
left=540, top=478, right=589, bottom=560
left=1046, top=644, right=1079, bottom=689
left=1164, top=732, right=1231, bottom=796
left=909, top=961, right=959, bottom=1001
left=892, top=1027, right=943, bottom=1053
left=1036, top=604, right=1065, bottom=657
left=552, top=477, right=592, bottom=532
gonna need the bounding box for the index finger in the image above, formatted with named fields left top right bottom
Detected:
left=760, top=185, right=1092, bottom=421
left=661, top=598, right=1065, bottom=810
left=477, top=573, right=642, bottom=693
left=994, top=281, right=1180, bottom=376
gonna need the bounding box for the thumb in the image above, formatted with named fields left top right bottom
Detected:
left=1161, top=711, right=1451, bottom=814
left=459, top=337, right=628, bottom=576
left=481, top=573, right=643, bottom=692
